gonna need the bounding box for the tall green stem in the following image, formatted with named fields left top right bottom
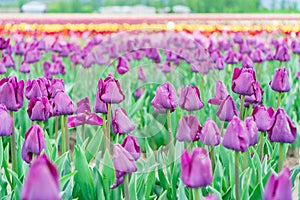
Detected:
left=64, top=115, right=69, bottom=152
left=39, top=121, right=43, bottom=129
left=242, top=152, right=248, bottom=170
left=278, top=143, right=285, bottom=172
left=10, top=111, right=17, bottom=185
left=61, top=115, right=66, bottom=153
left=240, top=95, right=245, bottom=120
left=55, top=116, right=59, bottom=139
left=210, top=146, right=215, bottom=171
left=81, top=124, right=85, bottom=141
left=194, top=188, right=202, bottom=200
left=102, top=114, right=107, bottom=153
left=220, top=120, right=225, bottom=137
left=277, top=92, right=281, bottom=108
left=124, top=175, right=130, bottom=200
left=235, top=151, right=240, bottom=200
left=106, top=104, right=112, bottom=154
left=259, top=132, right=265, bottom=160
left=166, top=109, right=174, bottom=163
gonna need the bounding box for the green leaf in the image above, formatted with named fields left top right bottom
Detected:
left=85, top=126, right=102, bottom=162
left=55, top=152, right=72, bottom=177
left=178, top=180, right=188, bottom=200
left=91, top=167, right=105, bottom=199
left=102, top=150, right=115, bottom=199
left=157, top=190, right=167, bottom=200
left=145, top=170, right=156, bottom=199
left=291, top=165, right=300, bottom=187
left=60, top=170, right=77, bottom=188
left=129, top=174, right=138, bottom=200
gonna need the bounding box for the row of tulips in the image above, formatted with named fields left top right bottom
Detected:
left=0, top=28, right=299, bottom=200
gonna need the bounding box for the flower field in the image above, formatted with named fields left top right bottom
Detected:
left=0, top=14, right=299, bottom=200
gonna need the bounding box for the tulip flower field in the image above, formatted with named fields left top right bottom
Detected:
left=0, top=15, right=300, bottom=200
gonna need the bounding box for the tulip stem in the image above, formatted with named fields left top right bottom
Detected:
left=124, top=175, right=130, bottom=200
left=259, top=132, right=265, bottom=160
left=55, top=116, right=59, bottom=139
left=220, top=120, right=225, bottom=137
left=189, top=188, right=193, bottom=200
left=107, top=104, right=112, bottom=154
left=240, top=95, right=245, bottom=120
left=278, top=143, right=285, bottom=172
left=235, top=151, right=240, bottom=200
left=9, top=111, right=17, bottom=186
left=210, top=146, right=215, bottom=171
left=277, top=92, right=281, bottom=108
left=61, top=115, right=66, bottom=154
left=102, top=114, right=107, bottom=154
left=166, top=109, right=174, bottom=164
left=39, top=121, right=43, bottom=129
left=242, top=152, right=248, bottom=170
left=64, top=115, right=69, bottom=152
left=194, top=188, right=202, bottom=200
left=81, top=124, right=85, bottom=142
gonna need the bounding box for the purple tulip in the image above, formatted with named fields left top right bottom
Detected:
left=134, top=88, right=145, bottom=99
left=252, top=105, right=274, bottom=132
left=244, top=81, right=264, bottom=106
left=251, top=49, right=264, bottom=63
left=263, top=167, right=292, bottom=200
left=21, top=124, right=46, bottom=163
left=267, top=108, right=296, bottom=143
left=26, top=77, right=50, bottom=100
left=0, top=76, right=24, bottom=111
left=203, top=194, right=219, bottom=200
left=274, top=45, right=290, bottom=62
left=0, top=62, right=6, bottom=74
left=208, top=80, right=229, bottom=105
left=0, top=37, right=10, bottom=50
left=20, top=62, right=31, bottom=73
left=121, top=134, right=141, bottom=161
left=176, top=115, right=202, bottom=142
left=112, top=108, right=135, bottom=134
left=291, top=40, right=300, bottom=54
left=233, top=33, right=243, bottom=44
left=0, top=104, right=13, bottom=136
left=232, top=67, right=256, bottom=96
left=181, top=148, right=213, bottom=188
left=138, top=66, right=147, bottom=82
left=151, top=82, right=178, bottom=114
left=269, top=67, right=290, bottom=92
left=21, top=154, right=60, bottom=200
left=224, top=50, right=239, bottom=64
left=96, top=75, right=125, bottom=104
left=24, top=50, right=41, bottom=64
left=179, top=85, right=204, bottom=111
left=239, top=42, right=251, bottom=54
left=50, top=78, right=65, bottom=98
left=245, top=117, right=258, bottom=146
left=27, top=97, right=52, bottom=121
left=242, top=55, right=254, bottom=68
left=116, top=56, right=130, bottom=75
left=200, top=118, right=221, bottom=146
left=52, top=91, right=74, bottom=116
left=215, top=57, right=224, bottom=70
left=110, top=144, right=137, bottom=189
left=222, top=116, right=249, bottom=152
left=94, top=90, right=108, bottom=114
left=217, top=95, right=238, bottom=121
left=3, top=54, right=15, bottom=69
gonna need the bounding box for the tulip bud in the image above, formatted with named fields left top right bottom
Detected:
left=152, top=82, right=178, bottom=114
left=20, top=62, right=31, bottom=74
left=217, top=95, right=238, bottom=121
left=116, top=56, right=130, bottom=74
left=215, top=57, right=224, bottom=70
left=27, top=97, right=52, bottom=121
left=0, top=104, right=13, bottom=136
left=181, top=148, right=213, bottom=188
left=3, top=54, right=15, bottom=69
left=21, top=124, right=46, bottom=163
left=245, top=117, right=258, bottom=146
left=263, top=168, right=292, bottom=200
left=24, top=50, right=41, bottom=64
left=222, top=116, right=249, bottom=152
left=52, top=91, right=74, bottom=116
left=180, top=85, right=204, bottom=111
left=112, top=108, right=135, bottom=134
left=97, top=75, right=125, bottom=104
left=251, top=49, right=264, bottom=63
left=21, top=154, right=60, bottom=200
left=267, top=108, right=296, bottom=143
left=138, top=66, right=147, bottom=82
left=274, top=45, right=290, bottom=62
left=269, top=67, right=290, bottom=92
left=26, top=77, right=50, bottom=100
left=134, top=88, right=145, bottom=99
left=94, top=90, right=108, bottom=114
left=50, top=78, right=65, bottom=98
left=252, top=105, right=274, bottom=132
left=232, top=67, right=256, bottom=96
left=0, top=62, right=6, bottom=74
left=242, top=55, right=254, bottom=68
left=176, top=115, right=202, bottom=142
left=0, top=76, right=24, bottom=111
left=121, top=134, right=141, bottom=161
left=244, top=81, right=264, bottom=105
left=224, top=50, right=238, bottom=64
left=200, top=118, right=221, bottom=146
left=0, top=37, right=10, bottom=50
left=208, top=80, right=229, bottom=105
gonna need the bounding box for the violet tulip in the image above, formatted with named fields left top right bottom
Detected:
left=20, top=62, right=31, bottom=73
left=121, top=134, right=141, bottom=161
left=26, top=77, right=50, bottom=100
left=0, top=104, right=13, bottom=136
left=176, top=115, right=202, bottom=142
left=0, top=37, right=10, bottom=50
left=252, top=105, right=274, bottom=132
left=52, top=91, right=74, bottom=116
left=179, top=85, right=204, bottom=111
left=217, top=95, right=238, bottom=121
left=3, top=54, right=15, bottom=69
left=151, top=82, right=178, bottom=114
left=200, top=118, right=220, bottom=146
left=27, top=97, right=52, bottom=121
left=134, top=88, right=145, bottom=99
left=112, top=108, right=135, bottom=134
left=263, top=168, right=292, bottom=200
left=224, top=50, right=239, bottom=64
left=0, top=62, right=6, bottom=74
left=21, top=124, right=46, bottom=163
left=21, top=154, right=60, bottom=200
left=232, top=67, right=256, bottom=96
left=208, top=80, right=229, bottom=105
left=181, top=148, right=213, bottom=188
left=222, top=116, right=249, bottom=152
left=116, top=56, right=130, bottom=74
left=49, top=78, right=65, bottom=98
left=274, top=45, right=290, bottom=62
left=0, top=76, right=24, bottom=111
left=242, top=55, right=254, bottom=69
left=245, top=117, right=258, bottom=146
left=110, top=144, right=137, bottom=189
left=244, top=81, right=264, bottom=106
left=267, top=108, right=296, bottom=143
left=138, top=66, right=147, bottom=82
left=269, top=67, right=290, bottom=92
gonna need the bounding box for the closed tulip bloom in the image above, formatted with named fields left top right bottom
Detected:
left=291, top=40, right=300, bottom=54
left=52, top=91, right=74, bottom=116
left=24, top=50, right=41, bottom=64
left=97, top=75, right=125, bottom=104
left=112, top=108, right=135, bottom=134
left=217, top=95, right=238, bottom=121
left=242, top=55, right=254, bottom=68
left=21, top=154, right=60, bottom=200
left=0, top=76, right=24, bottom=111
left=20, top=62, right=30, bottom=74
left=94, top=90, right=108, bottom=114
left=180, top=85, right=204, bottom=111
left=239, top=42, right=251, bottom=54
left=3, top=54, right=15, bottom=69
left=224, top=50, right=239, bottom=64
left=208, top=80, right=229, bottom=105
left=263, top=168, right=292, bottom=200
left=21, top=124, right=46, bottom=163
left=215, top=57, right=224, bottom=70
left=110, top=144, right=137, bottom=189
left=134, top=88, right=145, bottom=99
left=121, top=134, right=141, bottom=161
left=138, top=66, right=147, bottom=82
left=232, top=67, right=256, bottom=95
left=50, top=78, right=65, bottom=98
left=26, top=77, right=50, bottom=100
left=274, top=45, right=290, bottom=62
left=181, top=148, right=213, bottom=188
left=267, top=108, right=296, bottom=143
left=245, top=117, right=259, bottom=146
left=233, top=33, right=243, bottom=44
left=0, top=104, right=13, bottom=136
left=252, top=105, right=274, bottom=132
left=27, top=97, right=52, bottom=121
left=251, top=49, right=264, bottom=63
left=200, top=118, right=221, bottom=146
left=222, top=116, right=249, bottom=152
left=176, top=116, right=202, bottom=142
left=0, top=62, right=6, bottom=74
left=116, top=56, right=130, bottom=74
left=269, top=67, right=290, bottom=92
left=244, top=81, right=264, bottom=105
left=0, top=37, right=10, bottom=50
